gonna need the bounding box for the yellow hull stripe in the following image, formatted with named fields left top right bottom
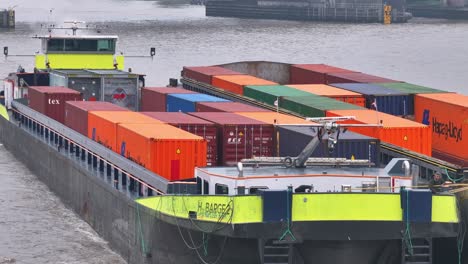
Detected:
left=136, top=193, right=458, bottom=224
left=0, top=105, right=9, bottom=121
left=35, top=54, right=124, bottom=70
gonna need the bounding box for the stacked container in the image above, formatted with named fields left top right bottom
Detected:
left=326, top=109, right=432, bottom=156
left=28, top=86, right=82, bottom=123
left=87, top=111, right=164, bottom=151
left=140, top=87, right=197, bottom=112
left=182, top=66, right=243, bottom=84
left=196, top=102, right=270, bottom=112
left=166, top=94, right=230, bottom=112
left=280, top=94, right=364, bottom=117
left=188, top=112, right=274, bottom=165
left=325, top=72, right=400, bottom=84
left=377, top=82, right=449, bottom=94
left=211, top=75, right=277, bottom=95
left=277, top=126, right=381, bottom=166
left=117, top=123, right=207, bottom=181
left=243, top=85, right=312, bottom=106
left=65, top=101, right=129, bottom=135
left=289, top=64, right=357, bottom=84
left=141, top=112, right=218, bottom=166
left=414, top=93, right=468, bottom=167
left=330, top=83, right=412, bottom=116
left=286, top=84, right=366, bottom=107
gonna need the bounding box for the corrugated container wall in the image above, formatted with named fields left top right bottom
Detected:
left=182, top=66, right=243, bottom=84
left=65, top=101, right=129, bottom=136
left=325, top=72, right=400, bottom=84
left=286, top=84, right=366, bottom=107
left=211, top=75, right=277, bottom=95
left=140, top=87, right=197, bottom=112
left=414, top=93, right=468, bottom=167
left=280, top=95, right=364, bottom=117
left=28, top=86, right=82, bottom=123
left=277, top=126, right=381, bottom=166
left=377, top=82, right=450, bottom=94
left=188, top=112, right=274, bottom=166
left=87, top=111, right=163, bottom=152
left=290, top=64, right=356, bottom=84
left=243, top=85, right=312, bottom=106
left=196, top=102, right=270, bottom=112
left=326, top=109, right=432, bottom=156
left=166, top=93, right=230, bottom=112
left=141, top=112, right=219, bottom=166
left=117, top=123, right=207, bottom=181
left=330, top=83, right=413, bottom=116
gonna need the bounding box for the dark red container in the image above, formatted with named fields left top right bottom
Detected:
left=326, top=72, right=400, bottom=84
left=28, top=86, right=82, bottom=123
left=188, top=112, right=274, bottom=166
left=196, top=102, right=271, bottom=113
left=290, top=64, right=356, bottom=84
left=140, top=87, right=197, bottom=112
left=141, top=112, right=219, bottom=166
left=65, top=101, right=129, bottom=135
left=182, top=66, right=243, bottom=84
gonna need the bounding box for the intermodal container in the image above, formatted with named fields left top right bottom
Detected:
left=141, top=112, right=219, bottom=166
left=166, top=93, right=229, bottom=112
left=414, top=93, right=468, bottom=166
left=211, top=75, right=277, bottom=95
left=290, top=64, right=357, bottom=84
left=286, top=84, right=366, bottom=107
left=188, top=112, right=274, bottom=165
left=196, top=102, right=270, bottom=112
left=330, top=83, right=412, bottom=116
left=182, top=66, right=243, bottom=84
left=243, top=85, right=312, bottom=107
left=277, top=126, right=381, bottom=166
left=65, top=101, right=129, bottom=136
left=117, top=123, right=207, bottom=181
left=326, top=109, right=431, bottom=156
left=377, top=82, right=450, bottom=94
left=280, top=95, right=364, bottom=117
left=87, top=111, right=163, bottom=152
left=326, top=72, right=400, bottom=84
left=140, top=87, right=197, bottom=112
left=28, top=86, right=82, bottom=123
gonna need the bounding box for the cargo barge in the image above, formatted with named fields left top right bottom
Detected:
left=206, top=0, right=412, bottom=23
left=0, top=25, right=466, bottom=264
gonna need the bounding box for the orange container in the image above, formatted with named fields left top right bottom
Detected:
left=234, top=112, right=318, bottom=125
left=286, top=84, right=366, bottom=107
left=414, top=93, right=468, bottom=165
left=117, top=123, right=207, bottom=181
left=211, top=75, right=277, bottom=95
left=326, top=109, right=431, bottom=156
left=87, top=111, right=163, bottom=151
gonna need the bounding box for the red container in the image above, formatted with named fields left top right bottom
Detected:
left=414, top=93, right=468, bottom=167
left=326, top=72, right=400, bottom=84
left=141, top=112, right=219, bottom=166
left=188, top=112, right=274, bottom=166
left=28, top=86, right=82, bottom=123
left=196, top=102, right=270, bottom=113
left=140, top=87, right=197, bottom=112
left=65, top=101, right=129, bottom=135
left=290, top=64, right=357, bottom=84
left=182, top=66, right=243, bottom=84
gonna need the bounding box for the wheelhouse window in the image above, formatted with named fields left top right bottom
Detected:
left=215, top=184, right=229, bottom=195
left=46, top=38, right=115, bottom=53
left=249, top=186, right=269, bottom=194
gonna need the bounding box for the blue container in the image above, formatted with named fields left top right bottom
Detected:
left=329, top=83, right=413, bottom=116
left=277, top=126, right=381, bottom=166
left=166, top=93, right=230, bottom=112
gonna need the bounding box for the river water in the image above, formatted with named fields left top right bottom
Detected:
left=0, top=0, right=467, bottom=262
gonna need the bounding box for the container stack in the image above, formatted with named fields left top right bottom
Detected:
left=286, top=84, right=366, bottom=107
left=166, top=94, right=230, bottom=112
left=289, top=64, right=357, bottom=84
left=140, top=87, right=197, bottom=111
left=28, top=86, right=82, bottom=123
left=212, top=75, right=278, bottom=95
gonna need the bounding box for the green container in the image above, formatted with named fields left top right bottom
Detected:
left=243, top=85, right=311, bottom=106
left=280, top=95, right=364, bottom=117
left=376, top=82, right=449, bottom=94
